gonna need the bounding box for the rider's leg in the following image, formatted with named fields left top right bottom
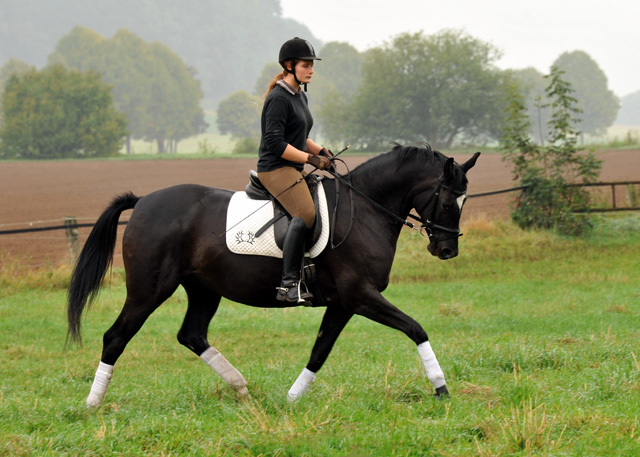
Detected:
left=276, top=217, right=313, bottom=304
left=258, top=167, right=316, bottom=304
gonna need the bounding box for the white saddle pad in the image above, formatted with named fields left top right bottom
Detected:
left=225, top=184, right=329, bottom=258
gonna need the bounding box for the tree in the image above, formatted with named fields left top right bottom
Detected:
left=616, top=90, right=640, bottom=125
left=216, top=90, right=261, bottom=139
left=315, top=42, right=362, bottom=101
left=500, top=67, right=602, bottom=236
left=552, top=51, right=620, bottom=139
left=0, top=64, right=127, bottom=158
left=0, top=0, right=319, bottom=107
left=254, top=62, right=283, bottom=97
left=327, top=30, right=509, bottom=150
left=312, top=42, right=363, bottom=144
left=0, top=58, right=34, bottom=128
left=48, top=27, right=207, bottom=153
left=510, top=67, right=551, bottom=145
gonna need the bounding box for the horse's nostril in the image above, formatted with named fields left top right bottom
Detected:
left=440, top=248, right=456, bottom=259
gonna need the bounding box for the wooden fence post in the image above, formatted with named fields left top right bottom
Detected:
left=64, top=216, right=80, bottom=264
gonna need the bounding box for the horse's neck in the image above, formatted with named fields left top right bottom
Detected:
left=350, top=167, right=416, bottom=218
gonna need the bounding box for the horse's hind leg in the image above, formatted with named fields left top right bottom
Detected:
left=178, top=280, right=248, bottom=396
left=86, top=276, right=179, bottom=407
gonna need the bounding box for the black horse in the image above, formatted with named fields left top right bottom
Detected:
left=68, top=143, right=480, bottom=406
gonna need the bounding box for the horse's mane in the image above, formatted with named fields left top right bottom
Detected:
left=350, top=142, right=467, bottom=189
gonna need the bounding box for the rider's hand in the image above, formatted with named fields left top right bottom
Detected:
left=319, top=148, right=334, bottom=158
left=307, top=153, right=332, bottom=170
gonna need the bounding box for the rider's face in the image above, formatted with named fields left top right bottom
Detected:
left=293, top=60, right=314, bottom=84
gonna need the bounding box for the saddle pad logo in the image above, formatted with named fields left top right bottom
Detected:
left=225, top=185, right=329, bottom=258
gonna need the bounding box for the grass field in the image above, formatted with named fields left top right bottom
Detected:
left=1, top=215, right=639, bottom=456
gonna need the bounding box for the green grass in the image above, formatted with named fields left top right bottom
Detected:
left=1, top=215, right=639, bottom=456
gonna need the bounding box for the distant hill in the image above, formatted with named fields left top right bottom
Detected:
left=0, top=0, right=319, bottom=108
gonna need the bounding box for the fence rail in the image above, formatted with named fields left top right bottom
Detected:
left=1, top=180, right=639, bottom=237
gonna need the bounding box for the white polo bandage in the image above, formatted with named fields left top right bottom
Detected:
left=417, top=341, right=446, bottom=388
left=287, top=368, right=316, bottom=402
left=86, top=361, right=114, bottom=407
left=200, top=347, right=248, bottom=395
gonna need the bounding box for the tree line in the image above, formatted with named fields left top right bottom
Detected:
left=0, top=0, right=316, bottom=108
left=0, top=27, right=207, bottom=158
left=0, top=27, right=628, bottom=159
left=219, top=30, right=622, bottom=151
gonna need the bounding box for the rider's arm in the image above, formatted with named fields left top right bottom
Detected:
left=281, top=144, right=312, bottom=163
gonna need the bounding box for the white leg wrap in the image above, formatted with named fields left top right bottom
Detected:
left=86, top=361, right=114, bottom=407
left=418, top=341, right=446, bottom=389
left=200, top=347, right=248, bottom=396
left=287, top=368, right=316, bottom=402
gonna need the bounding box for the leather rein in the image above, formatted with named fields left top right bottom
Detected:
left=326, top=159, right=465, bottom=248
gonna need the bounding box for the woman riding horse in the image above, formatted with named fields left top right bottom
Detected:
left=257, top=37, right=333, bottom=306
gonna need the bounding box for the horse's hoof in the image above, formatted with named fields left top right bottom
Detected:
left=435, top=385, right=450, bottom=399
left=86, top=395, right=102, bottom=408
left=235, top=386, right=250, bottom=397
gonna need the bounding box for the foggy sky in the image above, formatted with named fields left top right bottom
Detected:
left=280, top=0, right=639, bottom=98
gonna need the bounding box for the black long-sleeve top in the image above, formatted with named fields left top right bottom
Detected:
left=257, top=83, right=313, bottom=172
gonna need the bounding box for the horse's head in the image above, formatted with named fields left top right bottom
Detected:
left=416, top=152, right=480, bottom=260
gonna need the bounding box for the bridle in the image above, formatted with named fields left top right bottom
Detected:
left=411, top=174, right=467, bottom=243
left=326, top=162, right=466, bottom=247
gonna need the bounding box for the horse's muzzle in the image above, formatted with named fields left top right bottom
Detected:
left=428, top=240, right=458, bottom=260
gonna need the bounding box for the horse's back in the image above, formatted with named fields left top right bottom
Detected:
left=122, top=184, right=233, bottom=263
left=130, top=184, right=232, bottom=222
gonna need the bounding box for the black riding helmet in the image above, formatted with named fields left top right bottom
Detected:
left=278, top=37, right=321, bottom=91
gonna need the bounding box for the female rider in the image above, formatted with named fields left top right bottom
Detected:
left=257, top=37, right=333, bottom=305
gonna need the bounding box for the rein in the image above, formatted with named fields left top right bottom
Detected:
left=326, top=163, right=465, bottom=247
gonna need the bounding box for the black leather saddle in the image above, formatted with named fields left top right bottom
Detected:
left=245, top=170, right=324, bottom=250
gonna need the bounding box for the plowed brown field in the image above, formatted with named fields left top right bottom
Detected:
left=1, top=150, right=638, bottom=267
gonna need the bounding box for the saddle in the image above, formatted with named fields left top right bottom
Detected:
left=244, top=170, right=324, bottom=250
left=225, top=171, right=329, bottom=259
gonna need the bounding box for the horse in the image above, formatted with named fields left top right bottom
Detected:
left=67, top=143, right=480, bottom=407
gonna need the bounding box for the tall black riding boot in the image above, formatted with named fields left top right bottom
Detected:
left=276, top=217, right=314, bottom=305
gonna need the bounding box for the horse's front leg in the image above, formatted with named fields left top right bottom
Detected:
left=288, top=304, right=353, bottom=401
left=353, top=292, right=449, bottom=398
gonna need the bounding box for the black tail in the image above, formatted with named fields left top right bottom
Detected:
left=67, top=192, right=140, bottom=344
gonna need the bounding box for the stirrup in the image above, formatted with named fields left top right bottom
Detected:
left=276, top=282, right=313, bottom=305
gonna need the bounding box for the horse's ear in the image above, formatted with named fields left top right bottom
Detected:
left=444, top=157, right=455, bottom=177
left=461, top=152, right=481, bottom=173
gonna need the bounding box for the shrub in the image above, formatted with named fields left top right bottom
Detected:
left=501, top=67, right=602, bottom=236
